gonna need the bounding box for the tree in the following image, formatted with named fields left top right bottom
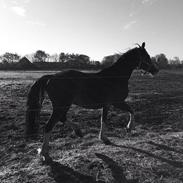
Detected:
left=173, top=57, right=180, bottom=64
left=49, top=54, right=58, bottom=62
left=77, top=54, right=90, bottom=64
left=69, top=54, right=90, bottom=67
left=169, top=57, right=181, bottom=65
left=155, top=53, right=168, bottom=69
left=102, top=54, right=120, bottom=67
left=91, top=61, right=101, bottom=66
left=151, top=57, right=156, bottom=63
left=0, top=55, right=3, bottom=62
left=33, top=50, right=48, bottom=62
left=58, top=52, right=67, bottom=63
left=2, top=52, right=20, bottom=63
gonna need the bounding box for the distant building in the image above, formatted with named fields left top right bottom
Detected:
left=18, top=57, right=35, bottom=69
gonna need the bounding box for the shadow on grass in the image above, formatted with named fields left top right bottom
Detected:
left=147, top=141, right=183, bottom=154
left=95, top=153, right=139, bottom=183
left=45, top=153, right=138, bottom=183
left=46, top=158, right=100, bottom=183
left=133, top=92, right=183, bottom=126
left=110, top=142, right=183, bottom=168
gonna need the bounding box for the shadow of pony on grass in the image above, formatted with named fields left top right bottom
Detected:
left=109, top=141, right=183, bottom=169
left=45, top=153, right=138, bottom=183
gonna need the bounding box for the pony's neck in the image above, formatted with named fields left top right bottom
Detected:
left=99, top=49, right=138, bottom=80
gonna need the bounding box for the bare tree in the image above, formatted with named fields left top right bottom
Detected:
left=155, top=53, right=168, bottom=69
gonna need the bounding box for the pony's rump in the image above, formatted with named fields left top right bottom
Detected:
left=25, top=74, right=52, bottom=139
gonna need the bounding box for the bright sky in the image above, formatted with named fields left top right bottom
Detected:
left=0, top=0, right=183, bottom=61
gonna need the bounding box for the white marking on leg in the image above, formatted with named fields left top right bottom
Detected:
left=37, top=148, right=41, bottom=155
left=127, top=112, right=135, bottom=130
left=99, top=108, right=105, bottom=139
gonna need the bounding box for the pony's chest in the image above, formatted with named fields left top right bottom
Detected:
left=72, top=79, right=104, bottom=108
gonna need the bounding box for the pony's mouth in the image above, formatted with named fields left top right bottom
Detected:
left=150, top=67, right=159, bottom=76
left=140, top=66, right=159, bottom=77
left=146, top=63, right=159, bottom=76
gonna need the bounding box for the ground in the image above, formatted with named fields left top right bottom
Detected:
left=0, top=70, right=183, bottom=183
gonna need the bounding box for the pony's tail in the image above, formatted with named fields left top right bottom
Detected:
left=25, top=75, right=52, bottom=139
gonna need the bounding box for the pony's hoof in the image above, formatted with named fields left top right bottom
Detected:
left=126, top=127, right=132, bottom=133
left=74, top=128, right=83, bottom=138
left=40, top=154, right=52, bottom=164
left=125, top=127, right=136, bottom=136
left=42, top=156, right=52, bottom=164
left=38, top=148, right=52, bottom=164
left=99, top=136, right=112, bottom=145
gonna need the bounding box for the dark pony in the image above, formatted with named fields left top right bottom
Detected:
left=25, top=42, right=159, bottom=160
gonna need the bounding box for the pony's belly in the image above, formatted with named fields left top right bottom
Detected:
left=73, top=87, right=128, bottom=109
left=73, top=93, right=104, bottom=109
left=73, top=98, right=103, bottom=109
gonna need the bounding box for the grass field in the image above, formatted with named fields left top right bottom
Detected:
left=0, top=70, right=183, bottom=183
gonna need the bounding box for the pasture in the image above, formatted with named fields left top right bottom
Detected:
left=0, top=70, right=183, bottom=183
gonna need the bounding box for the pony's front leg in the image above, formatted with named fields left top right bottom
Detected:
left=99, top=106, right=111, bottom=145
left=40, top=132, right=51, bottom=161
left=113, top=102, right=135, bottom=132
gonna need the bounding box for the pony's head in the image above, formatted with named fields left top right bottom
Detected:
left=136, top=42, right=159, bottom=75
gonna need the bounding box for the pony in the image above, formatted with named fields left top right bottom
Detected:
left=25, top=42, right=159, bottom=160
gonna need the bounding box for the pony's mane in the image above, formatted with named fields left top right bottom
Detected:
left=99, top=46, right=139, bottom=75
left=115, top=47, right=138, bottom=64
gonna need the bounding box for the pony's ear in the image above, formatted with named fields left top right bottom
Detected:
left=142, top=42, right=145, bottom=48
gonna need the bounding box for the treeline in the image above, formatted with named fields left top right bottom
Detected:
left=0, top=51, right=101, bottom=70
left=0, top=50, right=182, bottom=70
left=151, top=54, right=183, bottom=69
left=102, top=53, right=183, bottom=69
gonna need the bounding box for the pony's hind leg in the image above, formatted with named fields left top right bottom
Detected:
left=40, top=108, right=68, bottom=161
left=58, top=110, right=83, bottom=138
